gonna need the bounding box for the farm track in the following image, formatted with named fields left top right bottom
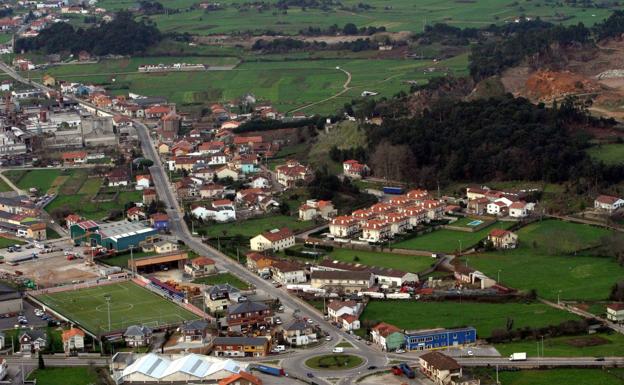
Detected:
left=288, top=67, right=352, bottom=113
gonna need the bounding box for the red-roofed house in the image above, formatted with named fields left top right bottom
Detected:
left=185, top=256, right=217, bottom=278
left=595, top=195, right=624, bottom=213
left=488, top=229, right=518, bottom=249
left=361, top=219, right=391, bottom=243
left=62, top=328, right=85, bottom=355
left=327, top=300, right=360, bottom=322
left=371, top=322, right=404, bottom=351
left=233, top=136, right=263, bottom=146
left=61, top=151, right=87, bottom=165
left=607, top=303, right=624, bottom=323
left=298, top=199, right=337, bottom=221
left=275, top=160, right=312, bottom=188
left=65, top=214, right=83, bottom=229
left=143, top=188, right=157, bottom=205
left=341, top=314, right=361, bottom=331
left=145, top=105, right=171, bottom=119
left=135, top=175, right=151, bottom=190
left=250, top=228, right=295, bottom=252
left=343, top=160, right=369, bottom=179
left=126, top=206, right=146, bottom=222
left=329, top=216, right=359, bottom=238
left=218, top=371, right=263, bottom=385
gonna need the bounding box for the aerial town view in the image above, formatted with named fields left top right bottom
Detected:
left=0, top=0, right=624, bottom=384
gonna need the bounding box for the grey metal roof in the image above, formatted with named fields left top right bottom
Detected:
left=213, top=336, right=268, bottom=346
left=227, top=301, right=268, bottom=315
left=124, top=325, right=152, bottom=337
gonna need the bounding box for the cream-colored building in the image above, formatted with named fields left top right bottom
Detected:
left=250, top=228, right=295, bottom=252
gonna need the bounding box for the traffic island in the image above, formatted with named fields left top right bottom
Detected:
left=304, top=354, right=365, bottom=370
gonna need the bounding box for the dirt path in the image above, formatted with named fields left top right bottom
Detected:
left=288, top=67, right=352, bottom=113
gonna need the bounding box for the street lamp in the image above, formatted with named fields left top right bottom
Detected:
left=497, top=269, right=502, bottom=283
left=557, top=290, right=562, bottom=306
left=129, top=244, right=135, bottom=277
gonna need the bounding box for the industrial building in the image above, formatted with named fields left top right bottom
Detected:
left=110, top=352, right=247, bottom=384
left=70, top=220, right=158, bottom=251
left=404, top=327, right=477, bottom=351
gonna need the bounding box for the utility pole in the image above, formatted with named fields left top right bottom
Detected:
left=129, top=244, right=135, bottom=277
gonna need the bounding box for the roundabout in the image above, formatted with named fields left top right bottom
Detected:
left=304, top=354, right=366, bottom=370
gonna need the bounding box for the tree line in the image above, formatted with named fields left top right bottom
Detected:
left=251, top=37, right=378, bottom=53
left=15, top=12, right=162, bottom=55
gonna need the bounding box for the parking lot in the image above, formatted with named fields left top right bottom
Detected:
left=0, top=301, right=56, bottom=332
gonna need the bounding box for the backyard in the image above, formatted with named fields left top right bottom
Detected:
left=192, top=272, right=250, bottom=289
left=327, top=248, right=434, bottom=273
left=359, top=301, right=578, bottom=338
left=393, top=221, right=514, bottom=253
left=466, top=220, right=620, bottom=301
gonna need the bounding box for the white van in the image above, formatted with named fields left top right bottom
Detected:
left=273, top=345, right=286, bottom=352
left=332, top=347, right=344, bottom=353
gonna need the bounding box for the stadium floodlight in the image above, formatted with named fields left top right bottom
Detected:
left=104, top=294, right=112, bottom=332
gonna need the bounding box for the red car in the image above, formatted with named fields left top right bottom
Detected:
left=391, top=366, right=402, bottom=376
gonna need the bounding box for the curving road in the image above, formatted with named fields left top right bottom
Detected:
left=288, top=67, right=352, bottom=114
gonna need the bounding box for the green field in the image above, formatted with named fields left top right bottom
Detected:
left=587, top=143, right=624, bottom=165
left=35, top=281, right=199, bottom=334
left=199, top=215, right=313, bottom=239
left=393, top=221, right=514, bottom=253
left=494, top=369, right=624, bottom=385
left=0, top=238, right=25, bottom=248
left=135, top=0, right=618, bottom=35
left=360, top=301, right=578, bottom=338
left=27, top=367, right=99, bottom=385
left=5, top=169, right=63, bottom=193
left=496, top=333, right=624, bottom=358
left=34, top=55, right=468, bottom=115
left=466, top=220, right=619, bottom=301
left=192, top=272, right=250, bottom=289
left=46, top=190, right=142, bottom=220
left=327, top=248, right=433, bottom=273
left=0, top=176, right=12, bottom=192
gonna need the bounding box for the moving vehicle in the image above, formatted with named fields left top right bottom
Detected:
left=273, top=345, right=286, bottom=352
left=332, top=347, right=344, bottom=353
left=391, top=366, right=402, bottom=376
left=395, top=349, right=405, bottom=354
left=399, top=363, right=415, bottom=379
left=509, top=352, right=527, bottom=361
left=325, top=336, right=332, bottom=341
left=253, top=364, right=285, bottom=377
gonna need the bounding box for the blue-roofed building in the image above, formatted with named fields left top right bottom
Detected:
left=404, top=327, right=476, bottom=351
left=70, top=220, right=158, bottom=251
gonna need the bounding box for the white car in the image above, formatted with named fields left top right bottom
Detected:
left=395, top=349, right=406, bottom=354
left=332, top=347, right=344, bottom=353
left=467, top=350, right=474, bottom=356
left=325, top=336, right=332, bottom=341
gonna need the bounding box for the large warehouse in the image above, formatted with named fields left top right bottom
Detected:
left=70, top=220, right=158, bottom=251
left=111, top=352, right=248, bottom=384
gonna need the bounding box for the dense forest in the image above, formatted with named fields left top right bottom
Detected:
left=364, top=95, right=623, bottom=186
left=15, top=12, right=162, bottom=55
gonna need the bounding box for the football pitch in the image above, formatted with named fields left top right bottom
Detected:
left=35, top=281, right=199, bottom=335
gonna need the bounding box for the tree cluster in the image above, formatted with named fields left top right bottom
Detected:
left=365, top=95, right=624, bottom=187
left=593, top=10, right=624, bottom=40
left=469, top=21, right=591, bottom=80
left=234, top=117, right=325, bottom=133
left=299, top=23, right=385, bottom=36
left=15, top=12, right=162, bottom=55
left=489, top=318, right=594, bottom=344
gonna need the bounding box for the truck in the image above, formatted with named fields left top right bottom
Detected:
left=399, top=363, right=415, bottom=379
left=509, top=352, right=527, bottom=361
left=253, top=364, right=285, bottom=377
left=383, top=186, right=404, bottom=195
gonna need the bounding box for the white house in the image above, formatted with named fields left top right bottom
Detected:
left=329, top=216, right=359, bottom=238
left=270, top=261, right=307, bottom=284
left=327, top=300, right=360, bottom=322
left=250, top=176, right=270, bottom=189
left=250, top=228, right=295, bottom=252
left=595, top=195, right=624, bottom=213
left=135, top=175, right=151, bottom=190
left=191, top=205, right=236, bottom=223
left=283, top=320, right=317, bottom=347
left=361, top=219, right=391, bottom=243
left=487, top=200, right=508, bottom=216
left=607, top=303, right=624, bottom=323
left=509, top=201, right=533, bottom=218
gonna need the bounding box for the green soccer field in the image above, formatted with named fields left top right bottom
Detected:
left=35, top=281, right=199, bottom=335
